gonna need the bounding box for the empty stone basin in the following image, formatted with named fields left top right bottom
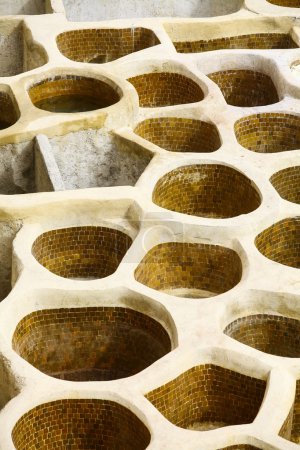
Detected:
left=128, top=72, right=204, bottom=107
left=208, top=70, right=279, bottom=107
left=225, top=314, right=300, bottom=357
left=13, top=307, right=171, bottom=381
left=62, top=0, right=243, bottom=21
left=255, top=218, right=300, bottom=269
left=270, top=166, right=300, bottom=204
left=135, top=242, right=242, bottom=298
left=267, top=0, right=300, bottom=6
left=134, top=118, right=221, bottom=153
left=29, top=75, right=121, bottom=113
left=146, top=364, right=266, bottom=431
left=153, top=164, right=261, bottom=218
left=0, top=91, right=20, bottom=130
left=57, top=28, right=160, bottom=64
left=32, top=226, right=132, bottom=279
left=0, top=0, right=46, bottom=14
left=235, top=113, right=300, bottom=153
left=12, top=399, right=151, bottom=450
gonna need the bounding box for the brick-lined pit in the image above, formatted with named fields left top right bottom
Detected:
left=280, top=381, right=300, bottom=444
left=255, top=218, right=300, bottom=269
left=270, top=166, right=300, bottom=204
left=0, top=91, right=19, bottom=130
left=220, top=447, right=261, bottom=449
left=153, top=164, right=261, bottom=218
left=134, top=118, right=221, bottom=153
left=57, top=28, right=160, bottom=63
left=29, top=75, right=121, bottom=113
left=32, top=226, right=132, bottom=279
left=225, top=314, right=300, bottom=357
left=135, top=243, right=242, bottom=298
left=13, top=307, right=172, bottom=381
left=208, top=70, right=279, bottom=107
left=173, top=33, right=297, bottom=53
left=128, top=72, right=204, bottom=107
left=235, top=113, right=300, bottom=153
left=267, top=0, right=300, bottom=6
left=12, top=399, right=151, bottom=450
left=146, top=364, right=266, bottom=431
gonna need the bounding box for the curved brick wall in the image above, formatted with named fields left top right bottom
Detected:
left=267, top=0, right=300, bottom=6
left=12, top=399, right=151, bottom=450
left=174, top=33, right=297, bottom=53
left=32, top=226, right=132, bottom=279
left=135, top=242, right=242, bottom=298
left=208, top=70, right=279, bottom=107
left=13, top=307, right=171, bottom=381
left=0, top=92, right=19, bottom=130
left=128, top=72, right=204, bottom=107
left=255, top=218, right=300, bottom=269
left=235, top=113, right=300, bottom=153
left=225, top=314, right=300, bottom=357
left=57, top=28, right=160, bottom=63
left=280, top=381, right=300, bottom=444
left=29, top=75, right=121, bottom=113
left=134, top=117, right=221, bottom=153
left=146, top=364, right=266, bottom=430
left=153, top=164, right=261, bottom=218
left=270, top=166, right=300, bottom=204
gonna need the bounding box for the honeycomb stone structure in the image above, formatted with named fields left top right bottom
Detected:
left=0, top=1, right=299, bottom=450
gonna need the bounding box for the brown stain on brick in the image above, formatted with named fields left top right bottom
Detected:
left=146, top=364, right=266, bottom=430
left=12, top=306, right=172, bottom=381
left=12, top=399, right=151, bottom=450
left=57, top=28, right=160, bottom=63
left=128, top=72, right=204, bottom=107
left=255, top=218, right=300, bottom=269
left=225, top=314, right=300, bottom=357
left=32, top=226, right=132, bottom=279
left=153, top=164, right=261, bottom=218
left=135, top=117, right=221, bottom=153
left=135, top=242, right=242, bottom=298
left=208, top=70, right=279, bottom=107
left=173, top=33, right=297, bottom=53
left=270, top=166, right=300, bottom=204
left=235, top=113, right=300, bottom=153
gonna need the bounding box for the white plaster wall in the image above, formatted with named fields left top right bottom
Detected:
left=0, top=0, right=45, bottom=15
left=62, top=0, right=243, bottom=21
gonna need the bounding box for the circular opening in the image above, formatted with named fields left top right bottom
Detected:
left=146, top=364, right=266, bottom=431
left=13, top=306, right=172, bottom=381
left=134, top=118, right=221, bottom=153
left=255, top=218, right=300, bottom=269
left=225, top=314, right=300, bottom=357
left=235, top=113, right=300, bottom=153
left=0, top=91, right=19, bottom=130
left=153, top=164, right=261, bottom=218
left=29, top=75, right=121, bottom=113
left=32, top=226, right=132, bottom=279
left=208, top=70, right=279, bottom=107
left=128, top=72, right=204, bottom=107
left=57, top=28, right=160, bottom=63
left=174, top=33, right=297, bottom=53
left=267, top=0, right=300, bottom=6
left=270, top=166, right=300, bottom=204
left=12, top=399, right=151, bottom=450
left=135, top=242, right=242, bottom=298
